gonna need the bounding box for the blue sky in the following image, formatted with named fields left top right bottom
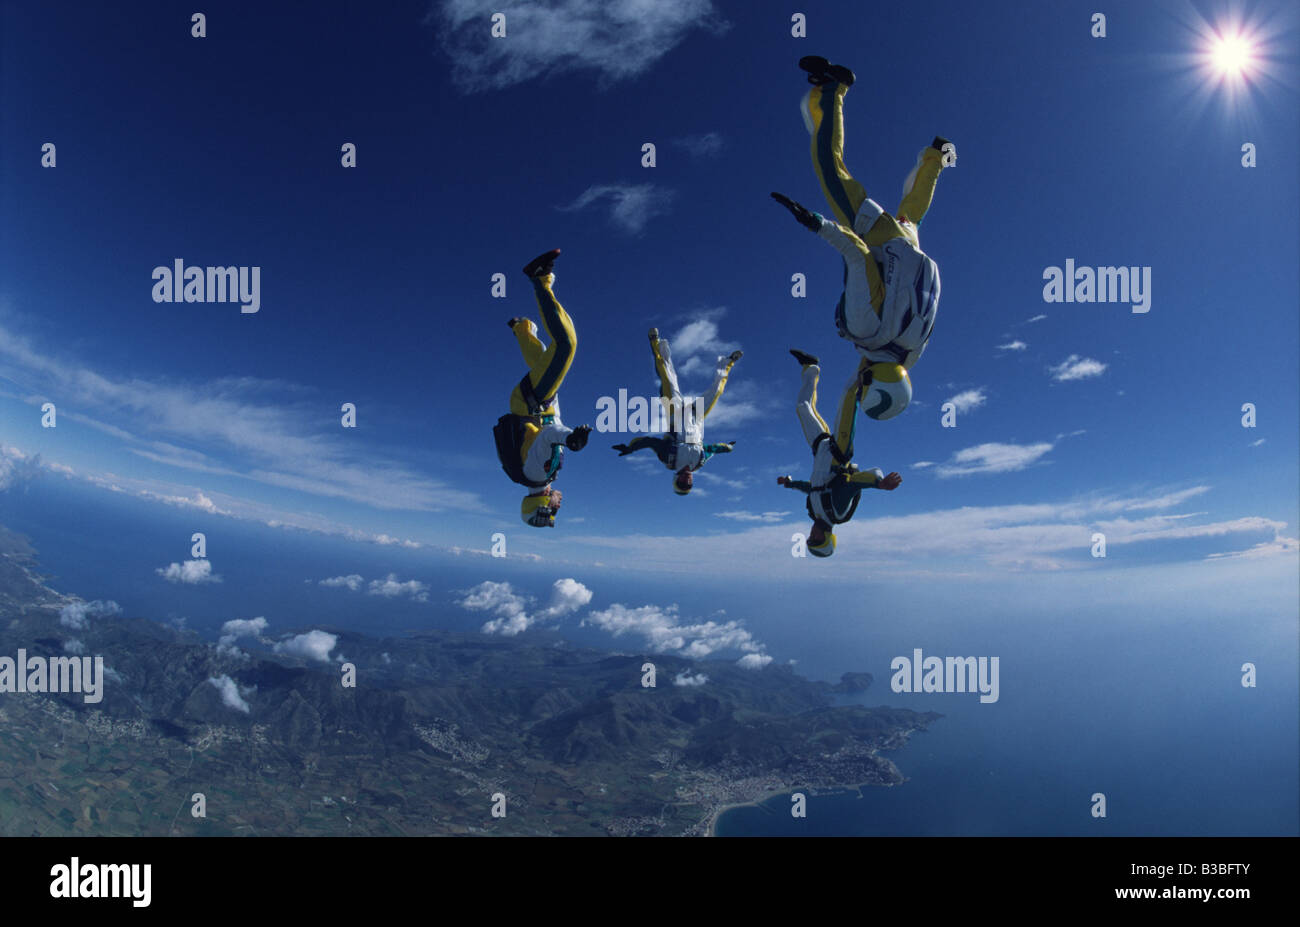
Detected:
left=1, top=0, right=1297, bottom=658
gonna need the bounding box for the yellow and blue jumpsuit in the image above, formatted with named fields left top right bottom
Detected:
left=804, top=81, right=946, bottom=370
left=782, top=360, right=886, bottom=525
left=509, top=272, right=576, bottom=514
left=616, top=335, right=736, bottom=472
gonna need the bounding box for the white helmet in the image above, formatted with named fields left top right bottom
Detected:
left=860, top=363, right=912, bottom=420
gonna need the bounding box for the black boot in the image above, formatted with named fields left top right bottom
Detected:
left=522, top=248, right=561, bottom=278
left=790, top=348, right=819, bottom=367
left=798, top=55, right=855, bottom=87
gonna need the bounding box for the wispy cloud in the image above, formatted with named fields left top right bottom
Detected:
left=558, top=485, right=1293, bottom=575
left=997, top=340, right=1027, bottom=351
left=559, top=183, right=675, bottom=233
left=1026, top=314, right=1048, bottom=323
left=0, top=320, right=483, bottom=514
left=945, top=388, right=987, bottom=414
left=58, top=599, right=121, bottom=630
left=431, top=0, right=724, bottom=92
left=1050, top=355, right=1107, bottom=381
left=672, top=132, right=724, bottom=158
left=934, top=441, right=1055, bottom=477
left=208, top=675, right=253, bottom=713
left=320, top=574, right=364, bottom=591
left=715, top=510, right=788, bottom=523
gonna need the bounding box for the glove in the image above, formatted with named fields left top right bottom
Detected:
left=770, top=192, right=822, bottom=231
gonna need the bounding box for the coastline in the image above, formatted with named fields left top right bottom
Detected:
left=706, top=788, right=795, bottom=837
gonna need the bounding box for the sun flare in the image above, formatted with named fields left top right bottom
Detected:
left=1210, top=33, right=1254, bottom=77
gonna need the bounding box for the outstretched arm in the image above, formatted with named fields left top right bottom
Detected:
left=850, top=469, right=901, bottom=490
left=612, top=436, right=666, bottom=457
left=771, top=192, right=824, bottom=231
left=777, top=475, right=813, bottom=493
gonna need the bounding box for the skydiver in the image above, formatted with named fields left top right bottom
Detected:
left=771, top=54, right=955, bottom=422
left=611, top=328, right=741, bottom=495
left=777, top=349, right=901, bottom=558
left=491, top=248, right=592, bottom=527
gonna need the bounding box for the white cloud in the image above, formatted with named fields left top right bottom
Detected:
left=547, top=577, right=594, bottom=616
left=218, top=616, right=269, bottom=656
left=673, top=671, right=709, bottom=686
left=997, top=340, right=1027, bottom=351
left=431, top=0, right=723, bottom=92
left=1026, top=314, right=1047, bottom=323
left=671, top=315, right=737, bottom=359
left=1050, top=355, right=1107, bottom=381
left=582, top=602, right=769, bottom=662
left=156, top=558, right=221, bottom=584
left=715, top=511, right=788, bottom=523
left=273, top=630, right=338, bottom=663
left=737, top=653, right=772, bottom=670
left=460, top=578, right=592, bottom=636
left=58, top=599, right=121, bottom=630
left=1120, top=486, right=1210, bottom=511
left=673, top=132, right=723, bottom=157
left=557, top=484, right=1293, bottom=575
left=559, top=183, right=674, bottom=234
left=1205, top=535, right=1299, bottom=561
left=367, top=573, right=429, bottom=602
left=1249, top=438, right=1266, bottom=447
left=151, top=491, right=223, bottom=514
left=934, top=441, right=1055, bottom=477
left=911, top=461, right=935, bottom=469
left=945, top=388, right=987, bottom=414
left=207, top=674, right=252, bottom=713
left=63, top=638, right=85, bottom=654
left=0, top=444, right=41, bottom=490
left=320, top=574, right=364, bottom=591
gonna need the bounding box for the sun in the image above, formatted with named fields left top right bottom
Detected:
left=1210, top=33, right=1255, bottom=77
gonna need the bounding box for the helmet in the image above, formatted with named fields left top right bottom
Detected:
left=860, top=363, right=912, bottom=420
left=521, top=492, right=557, bottom=527
left=808, top=530, right=836, bottom=557
left=673, top=468, right=693, bottom=495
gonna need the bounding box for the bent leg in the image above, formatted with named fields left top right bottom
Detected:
left=697, top=353, right=737, bottom=422
left=897, top=146, right=946, bottom=229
